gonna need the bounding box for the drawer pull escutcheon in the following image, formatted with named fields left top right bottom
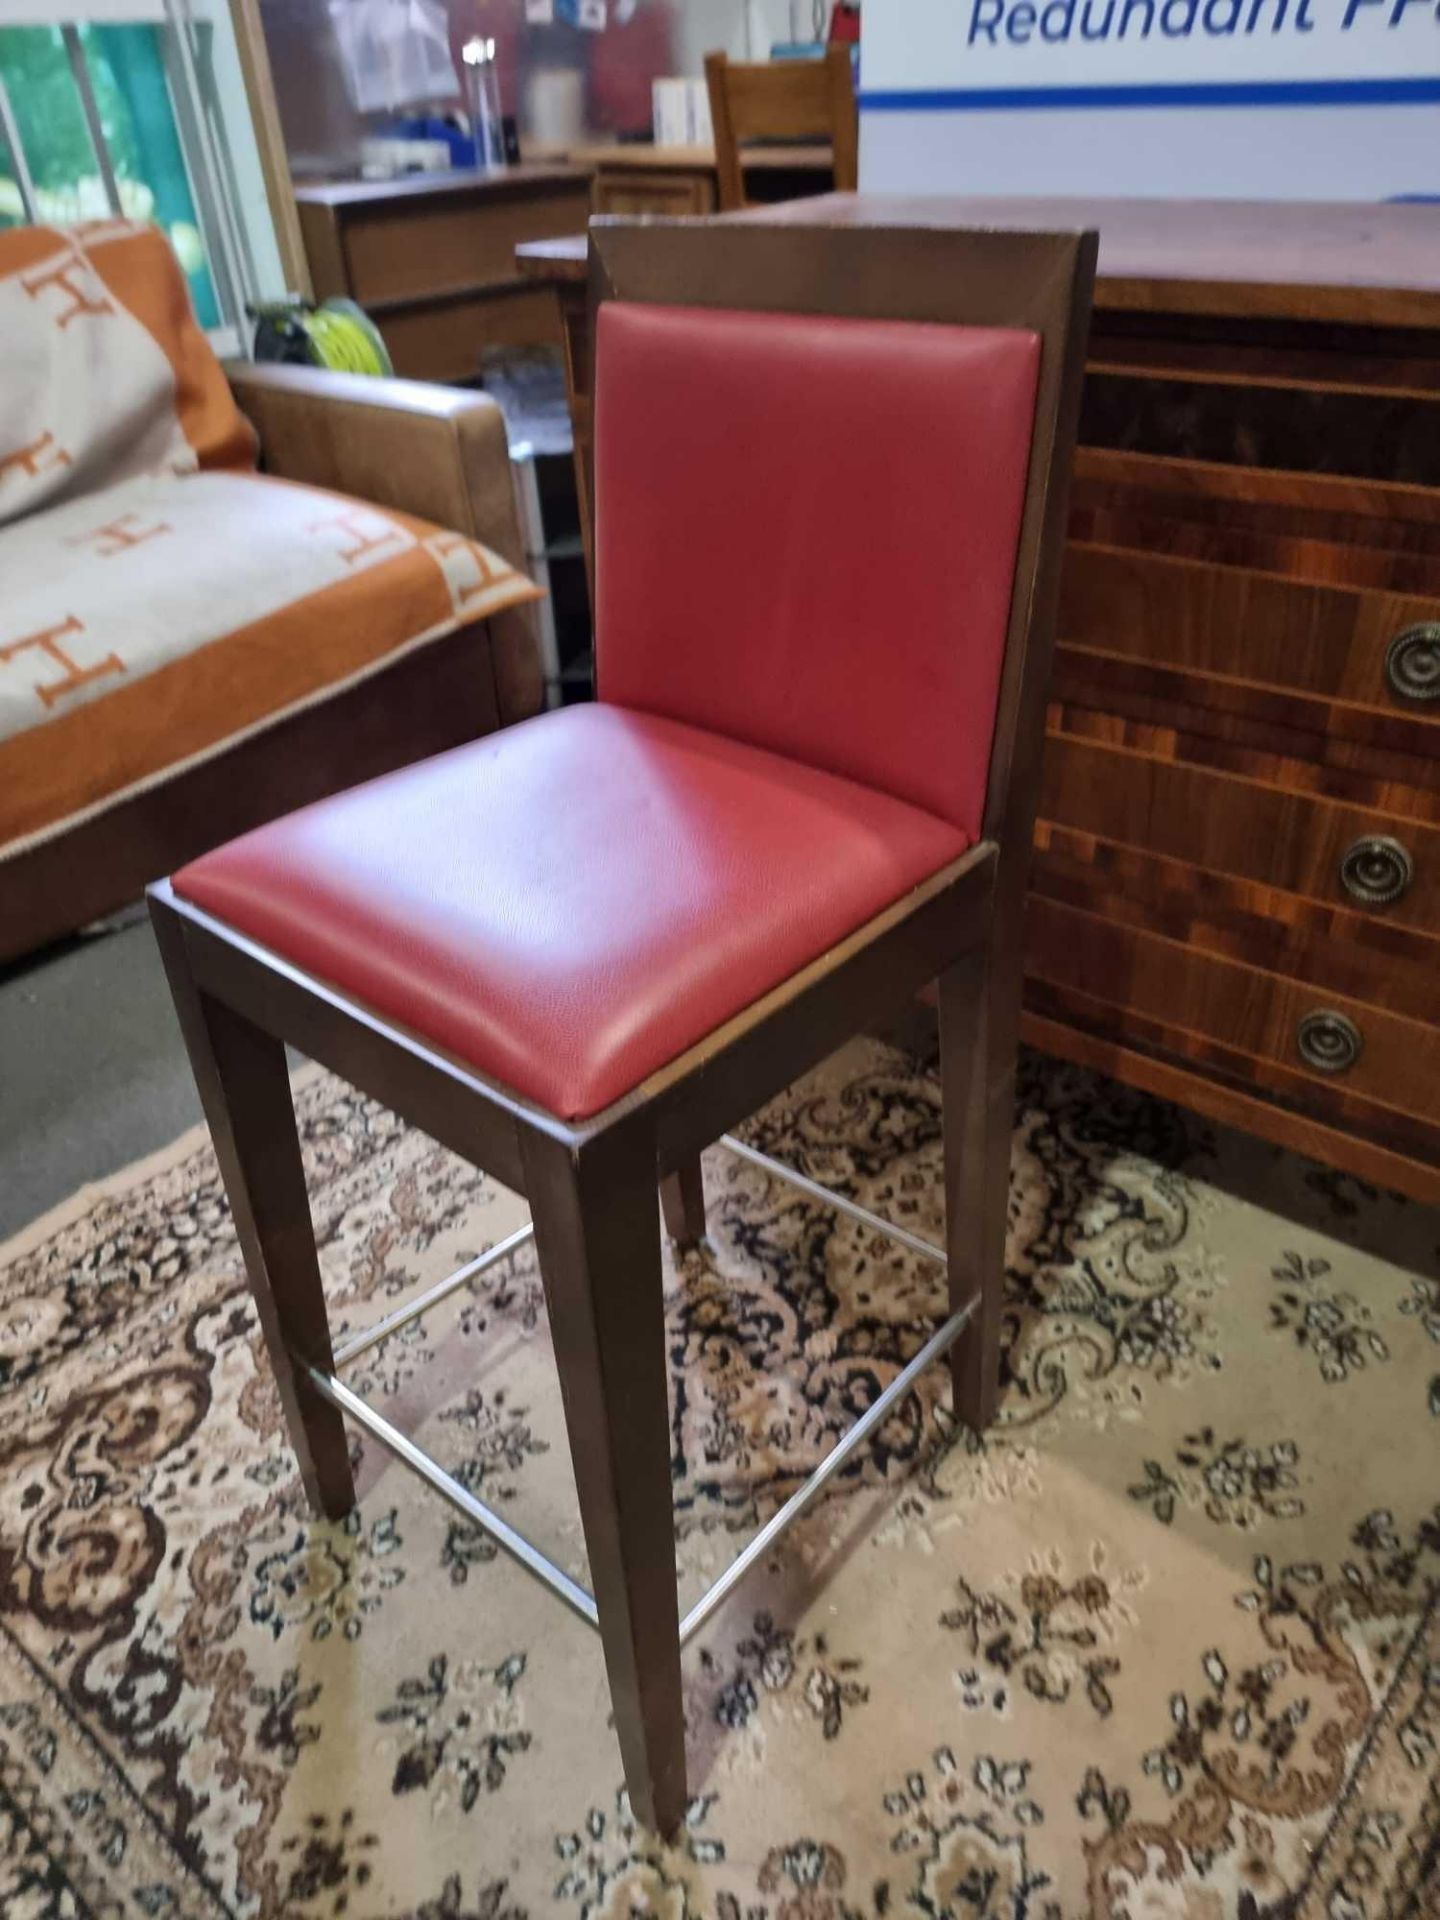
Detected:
left=1339, top=834, right=1414, bottom=906
left=1385, top=624, right=1440, bottom=703
left=1296, top=1009, right=1363, bottom=1076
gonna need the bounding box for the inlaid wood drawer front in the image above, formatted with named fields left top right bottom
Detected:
left=1074, top=446, right=1440, bottom=551
left=1049, top=703, right=1440, bottom=810
left=1031, top=828, right=1440, bottom=1025
left=1080, top=366, right=1440, bottom=487
left=1085, top=320, right=1440, bottom=394
left=1039, top=732, right=1440, bottom=937
left=1025, top=895, right=1440, bottom=1128
left=1050, top=647, right=1440, bottom=765
left=1068, top=506, right=1440, bottom=599
left=1060, top=544, right=1440, bottom=719
left=1069, top=448, right=1440, bottom=598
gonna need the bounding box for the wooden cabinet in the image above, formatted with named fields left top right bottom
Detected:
left=295, top=167, right=593, bottom=382
left=293, top=157, right=830, bottom=379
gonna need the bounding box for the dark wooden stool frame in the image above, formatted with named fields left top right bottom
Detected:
left=150, top=216, right=1095, bottom=1837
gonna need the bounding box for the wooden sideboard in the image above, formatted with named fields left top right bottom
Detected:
left=520, top=197, right=1440, bottom=1204
left=295, top=166, right=592, bottom=381
left=294, top=157, right=834, bottom=378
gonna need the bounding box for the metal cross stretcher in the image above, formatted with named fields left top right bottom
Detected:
left=301, top=1134, right=973, bottom=1648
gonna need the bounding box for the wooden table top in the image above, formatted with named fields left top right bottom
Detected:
left=294, top=164, right=588, bottom=210
left=514, top=192, right=1440, bottom=328
left=515, top=234, right=591, bottom=281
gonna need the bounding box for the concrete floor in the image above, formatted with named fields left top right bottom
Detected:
left=0, top=910, right=202, bottom=1240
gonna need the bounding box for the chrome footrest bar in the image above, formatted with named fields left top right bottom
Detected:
left=332, top=1222, right=536, bottom=1368
left=677, top=1293, right=976, bottom=1647
left=302, top=1361, right=601, bottom=1632
left=718, top=1134, right=947, bottom=1267
left=304, top=1153, right=962, bottom=1651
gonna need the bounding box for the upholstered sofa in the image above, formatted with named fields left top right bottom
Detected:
left=0, top=218, right=541, bottom=965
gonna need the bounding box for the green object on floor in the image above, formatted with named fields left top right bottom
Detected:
left=250, top=296, right=394, bottom=376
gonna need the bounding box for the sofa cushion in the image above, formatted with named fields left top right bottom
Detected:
left=0, top=469, right=540, bottom=859
left=0, top=219, right=255, bottom=530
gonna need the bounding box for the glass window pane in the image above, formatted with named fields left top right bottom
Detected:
left=0, top=25, right=99, bottom=223
left=0, top=116, right=23, bottom=229
left=0, top=24, right=221, bottom=329
left=82, top=23, right=220, bottom=327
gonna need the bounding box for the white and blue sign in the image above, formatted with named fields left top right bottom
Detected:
left=861, top=0, right=1440, bottom=199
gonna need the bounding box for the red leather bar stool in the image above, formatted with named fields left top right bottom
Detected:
left=150, top=217, right=1095, bottom=1835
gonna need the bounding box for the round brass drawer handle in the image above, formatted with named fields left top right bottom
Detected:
left=1296, top=1009, right=1364, bottom=1076
left=1385, top=623, right=1440, bottom=703
left=1339, top=834, right=1414, bottom=907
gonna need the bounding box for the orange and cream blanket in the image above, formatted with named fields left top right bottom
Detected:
left=0, top=220, right=537, bottom=860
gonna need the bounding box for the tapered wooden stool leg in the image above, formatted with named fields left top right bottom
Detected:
left=938, top=946, right=1014, bottom=1434
left=523, top=1126, right=687, bottom=1835
left=660, top=1157, right=706, bottom=1248
left=151, top=904, right=355, bottom=1518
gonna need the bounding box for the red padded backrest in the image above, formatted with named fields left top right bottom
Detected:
left=594, top=301, right=1041, bottom=840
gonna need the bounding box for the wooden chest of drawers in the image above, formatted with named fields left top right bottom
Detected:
left=1027, top=269, right=1440, bottom=1203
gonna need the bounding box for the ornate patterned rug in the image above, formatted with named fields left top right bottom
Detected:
left=2, top=1037, right=1437, bottom=1920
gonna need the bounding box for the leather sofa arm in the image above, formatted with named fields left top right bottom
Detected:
left=224, top=362, right=542, bottom=723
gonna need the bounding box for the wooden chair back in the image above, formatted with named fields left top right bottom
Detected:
left=703, top=48, right=858, bottom=211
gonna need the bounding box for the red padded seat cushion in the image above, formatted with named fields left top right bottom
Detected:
left=173, top=705, right=969, bottom=1120
left=594, top=302, right=1040, bottom=841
